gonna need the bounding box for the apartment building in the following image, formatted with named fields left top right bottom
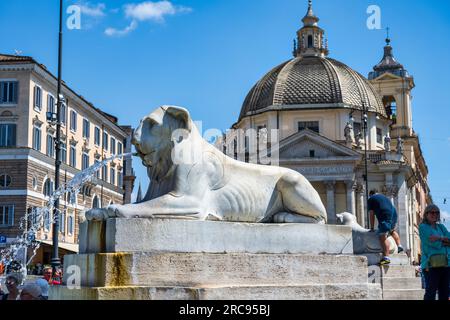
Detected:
left=0, top=53, right=135, bottom=265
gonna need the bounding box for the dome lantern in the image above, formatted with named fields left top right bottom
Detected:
left=295, top=0, right=329, bottom=58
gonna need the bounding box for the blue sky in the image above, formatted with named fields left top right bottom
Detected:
left=1, top=0, right=449, bottom=227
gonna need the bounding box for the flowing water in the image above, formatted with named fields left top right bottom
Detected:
left=0, top=153, right=133, bottom=283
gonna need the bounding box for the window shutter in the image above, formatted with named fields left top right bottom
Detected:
left=13, top=82, right=18, bottom=103
left=10, top=124, right=16, bottom=147
left=0, top=82, right=4, bottom=103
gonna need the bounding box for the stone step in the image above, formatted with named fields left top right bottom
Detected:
left=63, top=252, right=369, bottom=288
left=50, top=283, right=381, bottom=301
left=360, top=253, right=410, bottom=266
left=380, top=265, right=416, bottom=278
left=383, top=289, right=424, bottom=300
left=382, top=277, right=422, bottom=290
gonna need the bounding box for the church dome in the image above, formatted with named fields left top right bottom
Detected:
left=240, top=56, right=386, bottom=122
left=239, top=1, right=386, bottom=122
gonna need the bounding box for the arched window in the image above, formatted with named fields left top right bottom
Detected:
left=308, top=35, right=313, bottom=48
left=92, top=196, right=100, bottom=209
left=43, top=178, right=54, bottom=197
left=382, top=96, right=397, bottom=124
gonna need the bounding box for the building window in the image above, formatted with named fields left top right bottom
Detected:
left=60, top=102, right=67, bottom=125
left=29, top=207, right=38, bottom=226
left=117, top=142, right=123, bottom=156
left=94, top=127, right=101, bottom=146
left=61, top=142, right=67, bottom=164
left=70, top=145, right=77, bottom=167
left=70, top=110, right=77, bottom=132
left=82, top=119, right=90, bottom=139
left=102, top=164, right=108, bottom=182
left=118, top=170, right=123, bottom=188
left=102, top=132, right=109, bottom=151
left=32, top=125, right=41, bottom=151
left=68, top=215, right=74, bottom=235
left=94, top=159, right=101, bottom=179
left=46, top=134, right=55, bottom=158
left=43, top=178, right=54, bottom=197
left=308, top=35, right=313, bottom=48
left=376, top=128, right=383, bottom=144
left=0, top=81, right=18, bottom=104
left=298, top=121, right=319, bottom=133
left=67, top=192, right=76, bottom=205
left=353, top=122, right=362, bottom=136
left=44, top=210, right=51, bottom=231
left=111, top=137, right=116, bottom=155
left=0, top=174, right=12, bottom=188
left=94, top=159, right=100, bottom=179
left=82, top=153, right=90, bottom=170
left=110, top=168, right=116, bottom=185
left=0, top=124, right=16, bottom=147
left=32, top=176, right=38, bottom=190
left=309, top=150, right=316, bottom=158
left=0, top=205, right=14, bottom=227
left=47, top=94, right=55, bottom=114
left=33, top=86, right=42, bottom=111
left=59, top=211, right=66, bottom=234
left=92, top=196, right=100, bottom=209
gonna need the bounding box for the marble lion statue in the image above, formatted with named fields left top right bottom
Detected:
left=86, top=106, right=327, bottom=224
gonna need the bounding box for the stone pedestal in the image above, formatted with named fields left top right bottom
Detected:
left=51, top=219, right=381, bottom=300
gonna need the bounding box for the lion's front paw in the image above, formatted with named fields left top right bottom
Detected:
left=105, top=204, right=127, bottom=218
left=85, top=205, right=125, bottom=221
left=85, top=208, right=109, bottom=221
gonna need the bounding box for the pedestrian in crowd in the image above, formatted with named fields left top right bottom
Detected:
left=43, top=266, right=62, bottom=285
left=19, top=283, right=42, bottom=300
left=43, top=266, right=53, bottom=283
left=368, top=190, right=405, bottom=265
left=1, top=274, right=21, bottom=301
left=35, top=278, right=49, bottom=300
left=419, top=204, right=450, bottom=300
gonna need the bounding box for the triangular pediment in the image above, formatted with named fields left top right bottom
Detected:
left=278, top=129, right=360, bottom=159
left=371, top=72, right=403, bottom=81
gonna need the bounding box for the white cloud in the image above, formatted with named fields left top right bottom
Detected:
left=125, top=1, right=192, bottom=23
left=78, top=2, right=106, bottom=17
left=105, top=1, right=191, bottom=37
left=105, top=20, right=138, bottom=37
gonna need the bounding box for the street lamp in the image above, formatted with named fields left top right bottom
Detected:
left=362, top=111, right=370, bottom=228
left=51, top=0, right=64, bottom=278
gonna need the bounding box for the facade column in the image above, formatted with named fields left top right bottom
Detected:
left=356, top=183, right=366, bottom=228
left=325, top=181, right=336, bottom=224
left=345, top=180, right=356, bottom=215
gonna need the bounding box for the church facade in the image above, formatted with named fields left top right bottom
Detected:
left=220, top=1, right=431, bottom=263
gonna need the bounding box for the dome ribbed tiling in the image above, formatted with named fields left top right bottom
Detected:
left=239, top=56, right=386, bottom=121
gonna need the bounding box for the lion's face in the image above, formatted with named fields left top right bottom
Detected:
left=132, top=106, right=192, bottom=182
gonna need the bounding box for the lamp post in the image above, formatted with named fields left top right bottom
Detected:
left=51, top=0, right=64, bottom=278
left=362, top=111, right=370, bottom=228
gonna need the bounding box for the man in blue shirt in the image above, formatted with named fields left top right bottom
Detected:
left=368, top=190, right=405, bottom=265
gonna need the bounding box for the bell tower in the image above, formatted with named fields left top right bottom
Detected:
left=368, top=32, right=415, bottom=139
left=294, top=0, right=329, bottom=58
